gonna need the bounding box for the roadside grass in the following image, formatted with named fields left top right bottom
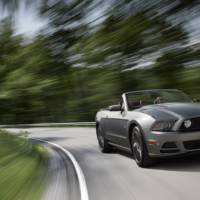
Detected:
left=0, top=130, right=48, bottom=200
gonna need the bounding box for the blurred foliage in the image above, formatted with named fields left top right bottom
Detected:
left=0, top=1, right=200, bottom=123
left=0, top=130, right=46, bottom=200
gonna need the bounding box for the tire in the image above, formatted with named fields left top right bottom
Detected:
left=131, top=126, right=155, bottom=167
left=96, top=125, right=112, bottom=153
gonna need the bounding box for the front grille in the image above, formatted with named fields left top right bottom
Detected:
left=179, top=117, right=200, bottom=132
left=183, top=140, right=200, bottom=150
left=160, top=149, right=180, bottom=153
left=162, top=142, right=177, bottom=148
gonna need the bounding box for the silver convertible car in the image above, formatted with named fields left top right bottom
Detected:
left=96, top=89, right=200, bottom=167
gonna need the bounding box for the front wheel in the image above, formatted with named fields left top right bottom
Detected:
left=96, top=125, right=112, bottom=153
left=131, top=126, right=155, bottom=167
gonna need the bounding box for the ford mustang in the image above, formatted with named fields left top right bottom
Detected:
left=95, top=89, right=200, bottom=167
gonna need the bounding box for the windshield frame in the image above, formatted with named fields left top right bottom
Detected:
left=126, top=89, right=193, bottom=111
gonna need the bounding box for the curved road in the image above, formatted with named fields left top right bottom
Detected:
left=8, top=127, right=200, bottom=200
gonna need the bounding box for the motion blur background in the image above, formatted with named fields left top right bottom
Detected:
left=0, top=0, right=200, bottom=124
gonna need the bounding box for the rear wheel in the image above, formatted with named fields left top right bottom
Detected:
left=131, top=126, right=155, bottom=167
left=96, top=125, right=112, bottom=153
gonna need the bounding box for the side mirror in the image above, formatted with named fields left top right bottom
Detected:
left=109, top=105, right=121, bottom=111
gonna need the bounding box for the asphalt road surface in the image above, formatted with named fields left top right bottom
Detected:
left=7, top=127, right=200, bottom=200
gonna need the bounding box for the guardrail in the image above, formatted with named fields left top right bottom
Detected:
left=0, top=122, right=96, bottom=128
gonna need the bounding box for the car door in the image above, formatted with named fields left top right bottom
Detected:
left=105, top=100, right=129, bottom=147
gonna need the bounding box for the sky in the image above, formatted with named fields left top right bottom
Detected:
left=0, top=1, right=200, bottom=46
left=0, top=0, right=109, bottom=37
left=0, top=1, right=47, bottom=37
left=14, top=1, right=47, bottom=36
left=0, top=0, right=112, bottom=37
left=0, top=0, right=199, bottom=42
left=0, top=1, right=200, bottom=70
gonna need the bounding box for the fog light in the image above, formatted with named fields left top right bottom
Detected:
left=184, top=120, right=192, bottom=128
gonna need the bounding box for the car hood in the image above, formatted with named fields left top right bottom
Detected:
left=138, top=103, right=200, bottom=119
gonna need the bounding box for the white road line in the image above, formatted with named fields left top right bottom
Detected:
left=33, top=138, right=89, bottom=200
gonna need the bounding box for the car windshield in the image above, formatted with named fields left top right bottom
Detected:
left=126, top=90, right=192, bottom=110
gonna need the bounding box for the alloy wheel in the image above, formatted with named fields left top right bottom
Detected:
left=97, top=127, right=104, bottom=148
left=132, top=135, right=142, bottom=163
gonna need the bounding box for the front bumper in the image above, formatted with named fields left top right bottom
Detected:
left=147, top=130, right=200, bottom=157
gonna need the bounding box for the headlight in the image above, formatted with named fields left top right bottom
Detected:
left=184, top=120, right=192, bottom=128
left=152, top=121, right=175, bottom=132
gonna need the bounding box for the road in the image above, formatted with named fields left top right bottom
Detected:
left=7, top=127, right=200, bottom=200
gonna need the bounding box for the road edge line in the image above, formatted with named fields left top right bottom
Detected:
left=32, top=138, right=89, bottom=200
